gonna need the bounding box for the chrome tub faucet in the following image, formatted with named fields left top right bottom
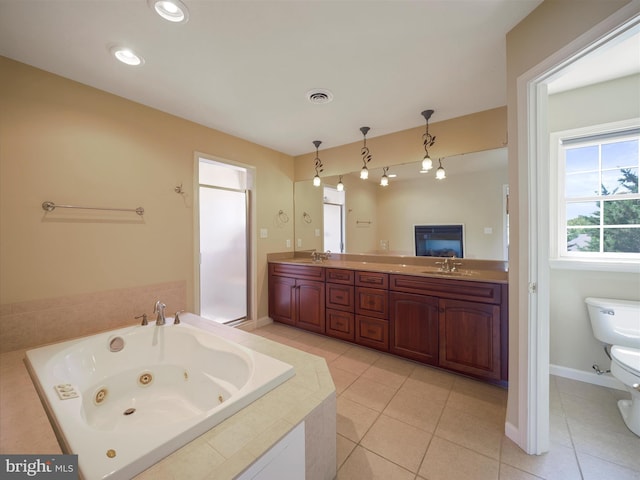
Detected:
left=153, top=300, right=166, bottom=326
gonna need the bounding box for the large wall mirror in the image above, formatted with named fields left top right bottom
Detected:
left=294, top=147, right=509, bottom=261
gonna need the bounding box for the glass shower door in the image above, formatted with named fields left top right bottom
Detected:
left=199, top=185, right=247, bottom=323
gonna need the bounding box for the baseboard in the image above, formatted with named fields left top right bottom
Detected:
left=255, top=316, right=274, bottom=328
left=504, top=421, right=520, bottom=445
left=549, top=364, right=625, bottom=391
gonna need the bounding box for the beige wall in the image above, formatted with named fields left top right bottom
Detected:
left=0, top=57, right=295, bottom=330
left=505, top=0, right=632, bottom=433
left=293, top=107, right=507, bottom=181
left=548, top=75, right=640, bottom=373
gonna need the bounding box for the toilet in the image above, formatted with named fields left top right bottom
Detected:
left=586, top=297, right=640, bottom=436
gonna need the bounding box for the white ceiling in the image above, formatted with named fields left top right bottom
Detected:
left=0, top=0, right=544, bottom=156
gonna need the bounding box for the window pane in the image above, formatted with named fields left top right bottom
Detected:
left=617, top=167, right=638, bottom=194
left=567, top=202, right=600, bottom=225
left=603, top=228, right=640, bottom=253
left=565, top=171, right=600, bottom=197
left=601, top=169, right=627, bottom=195
left=566, top=145, right=598, bottom=173
left=603, top=198, right=640, bottom=225
left=602, top=139, right=638, bottom=170
left=567, top=228, right=600, bottom=252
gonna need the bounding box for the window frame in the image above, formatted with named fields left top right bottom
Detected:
left=550, top=118, right=640, bottom=272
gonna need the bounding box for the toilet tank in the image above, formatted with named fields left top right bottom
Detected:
left=585, top=297, right=640, bottom=348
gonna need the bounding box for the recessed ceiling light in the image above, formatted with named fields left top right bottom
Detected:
left=148, top=0, right=189, bottom=23
left=110, top=46, right=144, bottom=66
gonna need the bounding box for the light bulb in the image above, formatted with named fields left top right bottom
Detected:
left=313, top=174, right=321, bottom=187
left=380, top=175, right=389, bottom=187
left=436, top=166, right=446, bottom=180
left=360, top=166, right=369, bottom=180
left=111, top=47, right=144, bottom=66
left=150, top=0, right=189, bottom=23
left=422, top=155, right=433, bottom=171
left=337, top=181, right=344, bottom=192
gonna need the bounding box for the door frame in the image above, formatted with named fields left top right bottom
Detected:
left=515, top=3, right=640, bottom=454
left=193, top=152, right=257, bottom=325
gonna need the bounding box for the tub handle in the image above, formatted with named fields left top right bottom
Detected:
left=135, top=313, right=148, bottom=326
left=174, top=311, right=184, bottom=325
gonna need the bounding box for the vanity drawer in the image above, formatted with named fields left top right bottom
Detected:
left=326, top=268, right=355, bottom=285
left=326, top=283, right=354, bottom=312
left=326, top=309, right=355, bottom=341
left=389, top=274, right=501, bottom=304
left=356, top=271, right=389, bottom=289
left=356, top=287, right=388, bottom=319
left=269, top=263, right=325, bottom=281
left=356, top=315, right=389, bottom=351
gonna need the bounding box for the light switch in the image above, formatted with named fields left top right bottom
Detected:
left=315, top=228, right=320, bottom=237
left=297, top=238, right=302, bottom=247
left=260, top=228, right=268, bottom=238
left=484, top=227, right=493, bottom=234
left=286, top=239, right=291, bottom=248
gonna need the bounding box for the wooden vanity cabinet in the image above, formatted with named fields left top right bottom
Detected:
left=390, top=274, right=507, bottom=384
left=325, top=268, right=355, bottom=341
left=268, top=264, right=325, bottom=334
left=268, top=263, right=507, bottom=385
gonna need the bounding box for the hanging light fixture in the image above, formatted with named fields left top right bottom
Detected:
left=312, top=140, right=323, bottom=187
left=359, top=127, right=372, bottom=179
left=337, top=175, right=344, bottom=192
left=420, top=109, right=436, bottom=172
left=380, top=167, right=389, bottom=187
left=436, top=158, right=446, bottom=180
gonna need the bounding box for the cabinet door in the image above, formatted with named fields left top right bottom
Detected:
left=356, top=315, right=389, bottom=352
left=296, top=279, right=325, bottom=334
left=326, top=309, right=355, bottom=341
left=268, top=275, right=296, bottom=326
left=389, top=292, right=439, bottom=365
left=439, top=299, right=501, bottom=380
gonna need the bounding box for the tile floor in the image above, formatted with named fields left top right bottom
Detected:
left=254, top=322, right=640, bottom=480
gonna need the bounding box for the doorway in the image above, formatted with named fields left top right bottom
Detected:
left=197, top=157, right=252, bottom=324
left=323, top=186, right=345, bottom=253
left=519, top=8, right=639, bottom=455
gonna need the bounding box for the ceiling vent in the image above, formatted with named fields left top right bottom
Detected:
left=306, top=89, right=334, bottom=104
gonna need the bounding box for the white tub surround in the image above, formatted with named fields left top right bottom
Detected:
left=25, top=315, right=304, bottom=479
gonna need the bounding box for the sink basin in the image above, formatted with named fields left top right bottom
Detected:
left=421, top=269, right=475, bottom=277
left=288, top=258, right=323, bottom=264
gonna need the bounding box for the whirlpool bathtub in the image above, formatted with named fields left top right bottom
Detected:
left=25, top=314, right=295, bottom=479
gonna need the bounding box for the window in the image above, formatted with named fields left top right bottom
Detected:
left=555, top=123, right=640, bottom=264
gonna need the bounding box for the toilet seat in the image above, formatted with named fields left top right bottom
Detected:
left=611, top=345, right=640, bottom=377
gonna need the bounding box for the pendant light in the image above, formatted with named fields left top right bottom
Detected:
left=337, top=175, right=344, bottom=192
left=359, top=127, right=372, bottom=179
left=436, top=158, right=446, bottom=180
left=420, top=109, right=436, bottom=171
left=380, top=167, right=389, bottom=187
left=312, top=140, right=323, bottom=187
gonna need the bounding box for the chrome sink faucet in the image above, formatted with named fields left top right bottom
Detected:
left=311, top=250, right=332, bottom=263
left=435, top=257, right=462, bottom=272
left=153, top=300, right=166, bottom=326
